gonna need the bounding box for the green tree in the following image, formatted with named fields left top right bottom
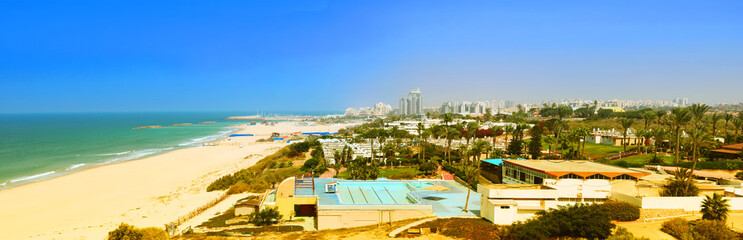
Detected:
left=700, top=193, right=730, bottom=221
left=642, top=111, right=657, bottom=130
left=710, top=113, right=722, bottom=137
left=529, top=123, right=544, bottom=159
left=723, top=113, right=734, bottom=135
left=619, top=118, right=635, bottom=152
left=669, top=107, right=692, bottom=164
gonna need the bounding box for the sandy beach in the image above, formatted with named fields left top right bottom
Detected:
left=0, top=121, right=353, bottom=240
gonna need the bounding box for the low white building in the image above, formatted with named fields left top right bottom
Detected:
left=479, top=159, right=652, bottom=225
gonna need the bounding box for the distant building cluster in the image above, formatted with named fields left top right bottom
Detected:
left=399, top=88, right=423, bottom=115
left=344, top=102, right=392, bottom=117
left=440, top=100, right=517, bottom=115
left=543, top=97, right=692, bottom=110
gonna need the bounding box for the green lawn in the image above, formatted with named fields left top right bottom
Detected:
left=581, top=143, right=623, bottom=159
left=336, top=167, right=417, bottom=179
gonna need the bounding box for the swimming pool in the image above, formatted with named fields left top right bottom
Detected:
left=335, top=181, right=437, bottom=205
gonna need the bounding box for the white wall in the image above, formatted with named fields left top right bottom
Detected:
left=641, top=197, right=743, bottom=211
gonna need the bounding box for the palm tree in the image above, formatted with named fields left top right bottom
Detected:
left=733, top=118, right=743, bottom=136
left=489, top=125, right=504, bottom=151
left=443, top=113, right=453, bottom=126
left=642, top=111, right=657, bottom=130
left=687, top=125, right=712, bottom=181
left=701, top=193, right=730, bottom=221
left=661, top=168, right=699, bottom=196
left=549, top=106, right=572, bottom=154
left=619, top=118, right=635, bottom=152
left=652, top=127, right=669, bottom=157
left=656, top=110, right=667, bottom=126
left=445, top=126, right=460, bottom=164
left=504, top=125, right=515, bottom=148
left=689, top=103, right=710, bottom=127
left=724, top=113, right=734, bottom=135
left=465, top=121, right=480, bottom=145
left=710, top=113, right=722, bottom=137
left=361, top=129, right=379, bottom=163
left=471, top=140, right=490, bottom=163
left=669, top=107, right=692, bottom=164
left=462, top=166, right=478, bottom=213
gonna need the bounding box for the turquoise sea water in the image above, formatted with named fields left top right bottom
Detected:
left=0, top=112, right=338, bottom=189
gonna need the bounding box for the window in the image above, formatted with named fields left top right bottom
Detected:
left=613, top=174, right=637, bottom=180
left=560, top=173, right=582, bottom=179
left=534, top=176, right=543, bottom=184
left=587, top=174, right=610, bottom=180
left=500, top=206, right=510, bottom=209
left=520, top=172, right=526, bottom=182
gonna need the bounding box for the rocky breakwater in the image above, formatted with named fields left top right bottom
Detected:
left=171, top=123, right=193, bottom=126
left=133, top=125, right=163, bottom=129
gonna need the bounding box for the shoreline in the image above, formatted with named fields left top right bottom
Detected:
left=0, top=124, right=245, bottom=191
left=0, top=121, right=354, bottom=240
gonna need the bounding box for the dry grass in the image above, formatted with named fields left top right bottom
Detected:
left=397, top=218, right=504, bottom=240
left=178, top=218, right=452, bottom=240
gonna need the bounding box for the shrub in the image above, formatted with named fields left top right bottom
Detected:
left=661, top=218, right=738, bottom=240
left=226, top=182, right=251, bottom=195
left=138, top=227, right=168, bottom=240
left=661, top=218, right=694, bottom=240
left=735, top=171, right=743, bottom=180
left=249, top=208, right=282, bottom=226
left=648, top=155, right=664, bottom=164
left=108, top=223, right=142, bottom=240
left=607, top=227, right=649, bottom=240
left=107, top=223, right=168, bottom=240
left=504, top=204, right=615, bottom=240
left=677, top=160, right=743, bottom=170
left=387, top=171, right=415, bottom=180
left=691, top=219, right=738, bottom=240
left=601, top=201, right=640, bottom=221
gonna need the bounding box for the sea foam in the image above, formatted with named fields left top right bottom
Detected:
left=10, top=171, right=56, bottom=183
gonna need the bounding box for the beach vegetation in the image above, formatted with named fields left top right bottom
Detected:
left=208, top=141, right=315, bottom=192
left=249, top=208, right=282, bottom=226
left=107, top=223, right=167, bottom=240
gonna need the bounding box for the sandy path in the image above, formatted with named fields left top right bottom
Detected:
left=0, top=122, right=354, bottom=240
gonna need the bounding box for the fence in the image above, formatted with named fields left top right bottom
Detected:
left=165, top=192, right=230, bottom=237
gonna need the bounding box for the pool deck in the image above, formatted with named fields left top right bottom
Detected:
left=297, top=178, right=481, bottom=217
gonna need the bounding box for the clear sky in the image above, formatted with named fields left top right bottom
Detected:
left=1, top=0, right=741, bottom=113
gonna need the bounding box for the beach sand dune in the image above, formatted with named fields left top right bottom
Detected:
left=0, top=122, right=354, bottom=240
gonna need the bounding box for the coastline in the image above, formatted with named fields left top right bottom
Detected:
left=0, top=123, right=246, bottom=191
left=0, top=121, right=354, bottom=240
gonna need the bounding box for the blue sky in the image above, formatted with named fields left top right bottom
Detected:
left=1, top=0, right=742, bottom=113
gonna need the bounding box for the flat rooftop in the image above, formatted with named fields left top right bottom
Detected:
left=298, top=178, right=482, bottom=217
left=479, top=184, right=553, bottom=190
left=504, top=159, right=651, bottom=179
